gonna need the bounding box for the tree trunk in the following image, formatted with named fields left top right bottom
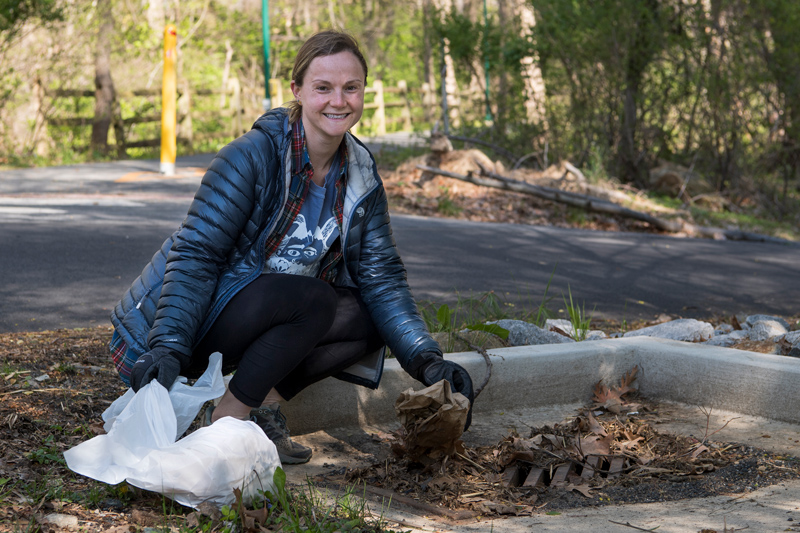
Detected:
left=516, top=1, right=547, bottom=127
left=91, top=0, right=116, bottom=155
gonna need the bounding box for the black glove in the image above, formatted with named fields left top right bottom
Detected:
left=130, top=346, right=182, bottom=392
left=410, top=351, right=474, bottom=430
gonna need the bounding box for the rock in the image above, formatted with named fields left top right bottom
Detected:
left=704, top=335, right=738, bottom=347
left=623, top=318, right=714, bottom=342
left=745, top=314, right=790, bottom=330
left=714, top=324, right=734, bottom=335
left=43, top=513, right=79, bottom=529
left=782, top=330, right=800, bottom=347
left=789, top=347, right=800, bottom=358
left=490, top=319, right=574, bottom=346
left=584, top=331, right=609, bottom=341
left=748, top=320, right=788, bottom=341
left=703, top=330, right=748, bottom=347
left=546, top=318, right=574, bottom=334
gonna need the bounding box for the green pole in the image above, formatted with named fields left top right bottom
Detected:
left=483, top=0, right=492, bottom=123
left=261, top=0, right=271, bottom=111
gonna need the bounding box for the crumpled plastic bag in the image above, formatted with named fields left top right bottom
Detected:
left=394, top=379, right=470, bottom=460
left=63, top=352, right=281, bottom=509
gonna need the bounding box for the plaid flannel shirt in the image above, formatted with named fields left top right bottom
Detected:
left=262, top=119, right=348, bottom=283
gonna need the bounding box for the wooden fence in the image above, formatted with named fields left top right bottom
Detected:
left=44, top=78, right=453, bottom=156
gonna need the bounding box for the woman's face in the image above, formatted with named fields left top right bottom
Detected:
left=291, top=51, right=366, bottom=150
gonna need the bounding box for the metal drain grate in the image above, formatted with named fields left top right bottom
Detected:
left=503, top=455, right=630, bottom=489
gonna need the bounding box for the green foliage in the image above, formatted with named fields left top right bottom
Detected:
left=562, top=286, right=594, bottom=342
left=421, top=296, right=511, bottom=353
left=28, top=435, right=66, bottom=466
left=0, top=0, right=62, bottom=33
left=245, top=468, right=406, bottom=532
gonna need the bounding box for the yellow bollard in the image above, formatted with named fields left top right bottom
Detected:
left=160, top=24, right=177, bottom=175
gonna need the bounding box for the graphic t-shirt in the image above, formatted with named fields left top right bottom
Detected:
left=266, top=152, right=342, bottom=277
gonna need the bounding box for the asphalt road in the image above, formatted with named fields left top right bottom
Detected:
left=1, top=153, right=797, bottom=333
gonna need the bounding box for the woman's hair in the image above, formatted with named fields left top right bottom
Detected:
left=286, top=29, right=369, bottom=124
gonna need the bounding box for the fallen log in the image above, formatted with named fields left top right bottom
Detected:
left=415, top=164, right=795, bottom=244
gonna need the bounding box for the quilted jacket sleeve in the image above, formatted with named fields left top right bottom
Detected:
left=146, top=131, right=276, bottom=361
left=356, top=186, right=441, bottom=374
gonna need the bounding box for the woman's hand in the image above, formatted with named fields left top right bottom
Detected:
left=130, top=346, right=182, bottom=392
left=410, top=351, right=474, bottom=430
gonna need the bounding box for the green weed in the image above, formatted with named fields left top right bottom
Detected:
left=562, top=286, right=594, bottom=341
left=421, top=295, right=510, bottom=352
left=28, top=436, right=65, bottom=466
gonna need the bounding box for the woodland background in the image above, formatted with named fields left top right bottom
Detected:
left=2, top=0, right=800, bottom=223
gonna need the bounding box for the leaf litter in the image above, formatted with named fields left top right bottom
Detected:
left=2, top=328, right=800, bottom=529
left=336, top=365, right=800, bottom=517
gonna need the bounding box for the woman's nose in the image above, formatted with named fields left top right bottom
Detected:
left=330, top=89, right=345, bottom=106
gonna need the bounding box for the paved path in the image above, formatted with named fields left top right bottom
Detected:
left=0, top=154, right=797, bottom=333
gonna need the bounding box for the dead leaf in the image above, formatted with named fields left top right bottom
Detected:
left=603, top=397, right=623, bottom=414
left=618, top=436, right=644, bottom=451
left=576, top=434, right=612, bottom=457
left=592, top=366, right=639, bottom=412
left=565, top=483, right=594, bottom=497
left=505, top=450, right=537, bottom=465
left=690, top=445, right=710, bottom=459
left=244, top=506, right=269, bottom=525
left=586, top=412, right=608, bottom=436
left=618, top=366, right=639, bottom=395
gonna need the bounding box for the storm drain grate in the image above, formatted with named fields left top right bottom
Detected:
left=503, top=455, right=629, bottom=489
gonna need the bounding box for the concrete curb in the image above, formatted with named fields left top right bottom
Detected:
left=282, top=337, right=800, bottom=435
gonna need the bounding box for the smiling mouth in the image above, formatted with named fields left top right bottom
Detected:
left=324, top=113, right=350, bottom=119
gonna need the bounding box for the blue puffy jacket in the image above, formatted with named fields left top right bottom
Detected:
left=110, top=108, right=441, bottom=387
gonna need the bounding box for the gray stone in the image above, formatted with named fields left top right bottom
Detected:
left=490, top=319, right=574, bottom=346
left=585, top=331, right=609, bottom=341
left=748, top=320, right=788, bottom=341
left=43, top=513, right=79, bottom=529
left=783, top=331, right=800, bottom=347
left=729, top=330, right=749, bottom=340
left=704, top=334, right=738, bottom=347
left=746, top=314, right=790, bottom=330
left=546, top=318, right=575, bottom=336
left=623, top=318, right=714, bottom=342
left=789, top=347, right=800, bottom=358
left=714, top=324, right=734, bottom=335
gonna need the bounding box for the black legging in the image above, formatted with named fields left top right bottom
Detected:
left=188, top=273, right=384, bottom=406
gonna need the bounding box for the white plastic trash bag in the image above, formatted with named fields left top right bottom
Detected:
left=64, top=352, right=281, bottom=509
